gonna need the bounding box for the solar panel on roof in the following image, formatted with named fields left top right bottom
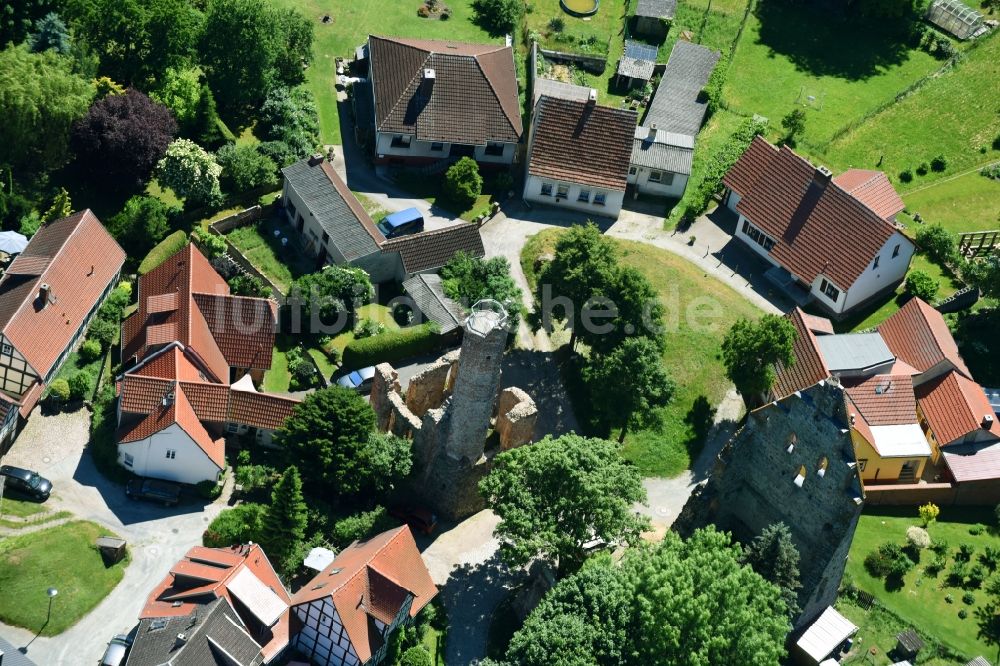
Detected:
left=624, top=40, right=658, bottom=62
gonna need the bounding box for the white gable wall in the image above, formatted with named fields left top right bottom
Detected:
left=839, top=231, right=915, bottom=312
left=117, top=423, right=222, bottom=485
left=627, top=165, right=689, bottom=199
left=523, top=174, right=624, bottom=218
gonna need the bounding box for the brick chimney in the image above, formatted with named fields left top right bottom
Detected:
left=647, top=123, right=658, bottom=141
left=815, top=165, right=833, bottom=183
left=421, top=68, right=436, bottom=97
left=308, top=153, right=324, bottom=166
left=587, top=88, right=597, bottom=104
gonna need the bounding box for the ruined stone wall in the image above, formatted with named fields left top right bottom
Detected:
left=496, top=387, right=538, bottom=450
left=371, top=364, right=401, bottom=433
left=404, top=350, right=459, bottom=417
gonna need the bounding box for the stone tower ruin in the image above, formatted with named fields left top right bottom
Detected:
left=441, top=300, right=508, bottom=461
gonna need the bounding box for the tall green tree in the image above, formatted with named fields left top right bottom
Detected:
left=471, top=0, right=524, bottom=35
left=289, top=265, right=374, bottom=332
left=28, top=12, right=71, bottom=54
left=443, top=157, right=482, bottom=209
left=366, top=432, right=414, bottom=496
left=156, top=138, right=223, bottom=208
left=780, top=108, right=806, bottom=147
left=262, top=465, right=308, bottom=569
left=585, top=265, right=664, bottom=355
left=584, top=337, right=674, bottom=443
left=216, top=143, right=278, bottom=194
left=494, top=528, right=789, bottom=666
left=151, top=66, right=204, bottom=128
left=108, top=195, right=177, bottom=258
left=479, top=433, right=649, bottom=576
left=1, top=0, right=55, bottom=47
left=440, top=251, right=523, bottom=328
left=741, top=522, right=802, bottom=620
left=721, top=315, right=797, bottom=407
left=277, top=386, right=377, bottom=499
left=0, top=44, right=93, bottom=171
left=964, top=254, right=1000, bottom=301
left=537, top=223, right=617, bottom=349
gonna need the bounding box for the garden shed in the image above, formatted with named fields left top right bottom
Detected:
left=616, top=40, right=658, bottom=88
left=926, top=0, right=984, bottom=40
left=634, top=0, right=676, bottom=39
left=793, top=606, right=858, bottom=665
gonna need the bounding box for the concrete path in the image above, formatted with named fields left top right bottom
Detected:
left=0, top=409, right=227, bottom=665
left=637, top=389, right=745, bottom=540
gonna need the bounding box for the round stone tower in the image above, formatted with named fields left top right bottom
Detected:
left=443, top=299, right=509, bottom=462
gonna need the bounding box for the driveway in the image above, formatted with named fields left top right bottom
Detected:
left=0, top=409, right=226, bottom=665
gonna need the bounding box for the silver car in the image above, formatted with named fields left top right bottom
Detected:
left=335, top=366, right=376, bottom=394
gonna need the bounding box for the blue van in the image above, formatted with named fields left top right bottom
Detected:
left=377, top=207, right=425, bottom=239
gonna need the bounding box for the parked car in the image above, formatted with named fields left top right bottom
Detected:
left=125, top=478, right=181, bottom=507
left=389, top=505, right=438, bottom=534
left=376, top=207, right=424, bottom=239
left=0, top=464, right=52, bottom=501
left=99, top=633, right=131, bottom=666
left=336, top=366, right=376, bottom=394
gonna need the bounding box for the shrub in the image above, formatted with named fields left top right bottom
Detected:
left=548, top=16, right=565, bottom=32
left=196, top=479, right=222, bottom=500
left=964, top=591, right=977, bottom=605
left=865, top=542, right=912, bottom=579
left=203, top=503, right=267, bottom=547
left=905, top=271, right=939, bottom=301
left=970, top=524, right=985, bottom=536
left=957, top=544, right=976, bottom=562
left=899, top=169, right=913, bottom=183
left=68, top=371, right=93, bottom=401
left=443, top=157, right=483, bottom=209
left=228, top=274, right=271, bottom=298
left=286, top=347, right=317, bottom=390
left=471, top=0, right=524, bottom=35
left=332, top=506, right=395, bottom=548
left=907, top=526, right=932, bottom=550
left=87, top=318, right=118, bottom=349
left=48, top=378, right=71, bottom=402
left=925, top=554, right=947, bottom=577
left=400, top=647, right=433, bottom=666
left=216, top=143, right=278, bottom=194
left=981, top=546, right=1000, bottom=572
left=945, top=593, right=954, bottom=603
left=916, top=162, right=929, bottom=176
left=191, top=227, right=227, bottom=259
left=80, top=339, right=103, bottom=362
left=982, top=164, right=1000, bottom=180
left=959, top=608, right=968, bottom=619
left=919, top=502, right=941, bottom=526
left=967, top=563, right=988, bottom=589
left=931, top=154, right=947, bottom=172
left=342, top=322, right=440, bottom=369
left=235, top=463, right=275, bottom=492
left=354, top=317, right=386, bottom=339
left=948, top=561, right=968, bottom=587
left=393, top=301, right=415, bottom=326
left=417, top=4, right=430, bottom=17
left=932, top=539, right=950, bottom=556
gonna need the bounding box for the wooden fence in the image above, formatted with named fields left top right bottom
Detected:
left=958, top=229, right=1000, bottom=259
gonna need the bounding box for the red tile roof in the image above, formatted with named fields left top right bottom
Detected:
left=844, top=374, right=917, bottom=426
left=800, top=312, right=834, bottom=335
left=833, top=169, right=905, bottom=220
left=118, top=383, right=225, bottom=469
left=528, top=96, right=637, bottom=191
left=723, top=138, right=905, bottom=291
left=369, top=35, right=523, bottom=145
left=943, top=442, right=1000, bottom=483
left=122, top=243, right=275, bottom=379
left=140, top=544, right=291, bottom=659
left=228, top=388, right=300, bottom=431
left=916, top=369, right=999, bottom=446
left=0, top=210, right=125, bottom=379
left=878, top=297, right=971, bottom=377
left=291, top=526, right=437, bottom=664
left=771, top=308, right=830, bottom=399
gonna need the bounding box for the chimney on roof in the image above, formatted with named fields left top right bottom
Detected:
left=163, top=390, right=175, bottom=407
left=647, top=123, right=658, bottom=141
left=308, top=153, right=324, bottom=166
left=39, top=283, right=56, bottom=307
left=984, top=414, right=995, bottom=429
left=421, top=68, right=436, bottom=97
left=815, top=165, right=833, bottom=184
left=588, top=88, right=597, bottom=104
left=174, top=633, right=187, bottom=649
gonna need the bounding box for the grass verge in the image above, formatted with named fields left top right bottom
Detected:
left=138, top=230, right=188, bottom=275
left=226, top=216, right=317, bottom=293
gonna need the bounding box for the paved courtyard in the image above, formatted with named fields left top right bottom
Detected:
left=0, top=409, right=226, bottom=665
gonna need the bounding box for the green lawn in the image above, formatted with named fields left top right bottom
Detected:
left=267, top=0, right=498, bottom=145
left=391, top=171, right=496, bottom=222
left=723, top=3, right=941, bottom=151
left=522, top=229, right=761, bottom=477
left=845, top=506, right=1000, bottom=660
left=902, top=172, right=1000, bottom=235
left=352, top=191, right=390, bottom=221
left=0, top=496, right=46, bottom=519
left=323, top=303, right=401, bottom=357
left=48, top=347, right=105, bottom=402
left=263, top=334, right=296, bottom=393
left=138, top=230, right=188, bottom=275
left=307, top=345, right=338, bottom=379
left=225, top=216, right=317, bottom=293
left=0, top=521, right=129, bottom=635
left=821, top=31, right=1000, bottom=186
left=836, top=598, right=968, bottom=666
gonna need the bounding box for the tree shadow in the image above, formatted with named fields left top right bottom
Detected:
left=952, top=307, right=1000, bottom=385
left=683, top=395, right=716, bottom=458
left=754, top=1, right=918, bottom=80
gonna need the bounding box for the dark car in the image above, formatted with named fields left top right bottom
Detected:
left=126, top=478, right=181, bottom=507
left=335, top=366, right=376, bottom=394
left=100, top=633, right=132, bottom=666
left=0, top=464, right=52, bottom=501
left=376, top=207, right=424, bottom=239
left=389, top=505, right=438, bottom=534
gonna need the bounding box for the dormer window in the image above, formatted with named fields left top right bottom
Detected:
left=817, top=456, right=828, bottom=478
left=794, top=465, right=806, bottom=487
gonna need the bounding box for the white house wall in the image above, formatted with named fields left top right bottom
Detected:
left=839, top=231, right=914, bottom=312
left=117, top=423, right=222, bottom=485
left=726, top=190, right=742, bottom=213
left=523, top=174, right=624, bottom=218
left=0, top=334, right=38, bottom=399
left=292, top=598, right=362, bottom=666
left=375, top=133, right=516, bottom=165
left=627, top=166, right=688, bottom=199
left=733, top=214, right=781, bottom=268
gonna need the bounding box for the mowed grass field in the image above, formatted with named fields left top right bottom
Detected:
left=846, top=506, right=1000, bottom=660
left=821, top=31, right=1000, bottom=185
left=902, top=171, right=1000, bottom=235
left=267, top=0, right=499, bottom=144
left=522, top=229, right=761, bottom=477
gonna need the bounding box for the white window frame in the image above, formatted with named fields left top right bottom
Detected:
left=165, top=449, right=176, bottom=460
left=540, top=183, right=553, bottom=197
left=593, top=192, right=607, bottom=206
left=628, top=166, right=637, bottom=175
left=123, top=453, right=134, bottom=467
left=649, top=170, right=663, bottom=182
left=578, top=189, right=591, bottom=203
left=1, top=344, right=11, bottom=356
left=556, top=184, right=569, bottom=200
left=819, top=278, right=840, bottom=302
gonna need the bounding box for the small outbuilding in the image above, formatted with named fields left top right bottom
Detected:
left=793, top=606, right=858, bottom=665
left=926, top=0, right=984, bottom=40
left=616, top=40, right=658, bottom=88
left=96, top=535, right=127, bottom=564
left=894, top=628, right=924, bottom=662
left=634, top=0, right=677, bottom=40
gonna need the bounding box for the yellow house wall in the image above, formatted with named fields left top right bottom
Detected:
left=850, top=429, right=927, bottom=483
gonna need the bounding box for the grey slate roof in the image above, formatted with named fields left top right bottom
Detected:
left=126, top=598, right=262, bottom=666
left=630, top=126, right=694, bottom=174
left=0, top=635, right=38, bottom=666
left=532, top=79, right=593, bottom=106
left=815, top=333, right=895, bottom=374
left=403, top=273, right=466, bottom=333
left=617, top=56, right=655, bottom=81
left=636, top=0, right=677, bottom=18
left=381, top=223, right=485, bottom=275
left=642, top=40, right=720, bottom=136
left=281, top=157, right=384, bottom=262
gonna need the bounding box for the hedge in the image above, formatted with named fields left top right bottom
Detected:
left=138, top=230, right=188, bottom=274
left=341, top=323, right=440, bottom=370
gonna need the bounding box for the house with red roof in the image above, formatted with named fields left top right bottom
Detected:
left=126, top=543, right=291, bottom=666
left=722, top=137, right=915, bottom=318
left=770, top=299, right=1000, bottom=500
left=116, top=244, right=299, bottom=484
left=0, top=210, right=125, bottom=448
left=290, top=526, right=438, bottom=666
